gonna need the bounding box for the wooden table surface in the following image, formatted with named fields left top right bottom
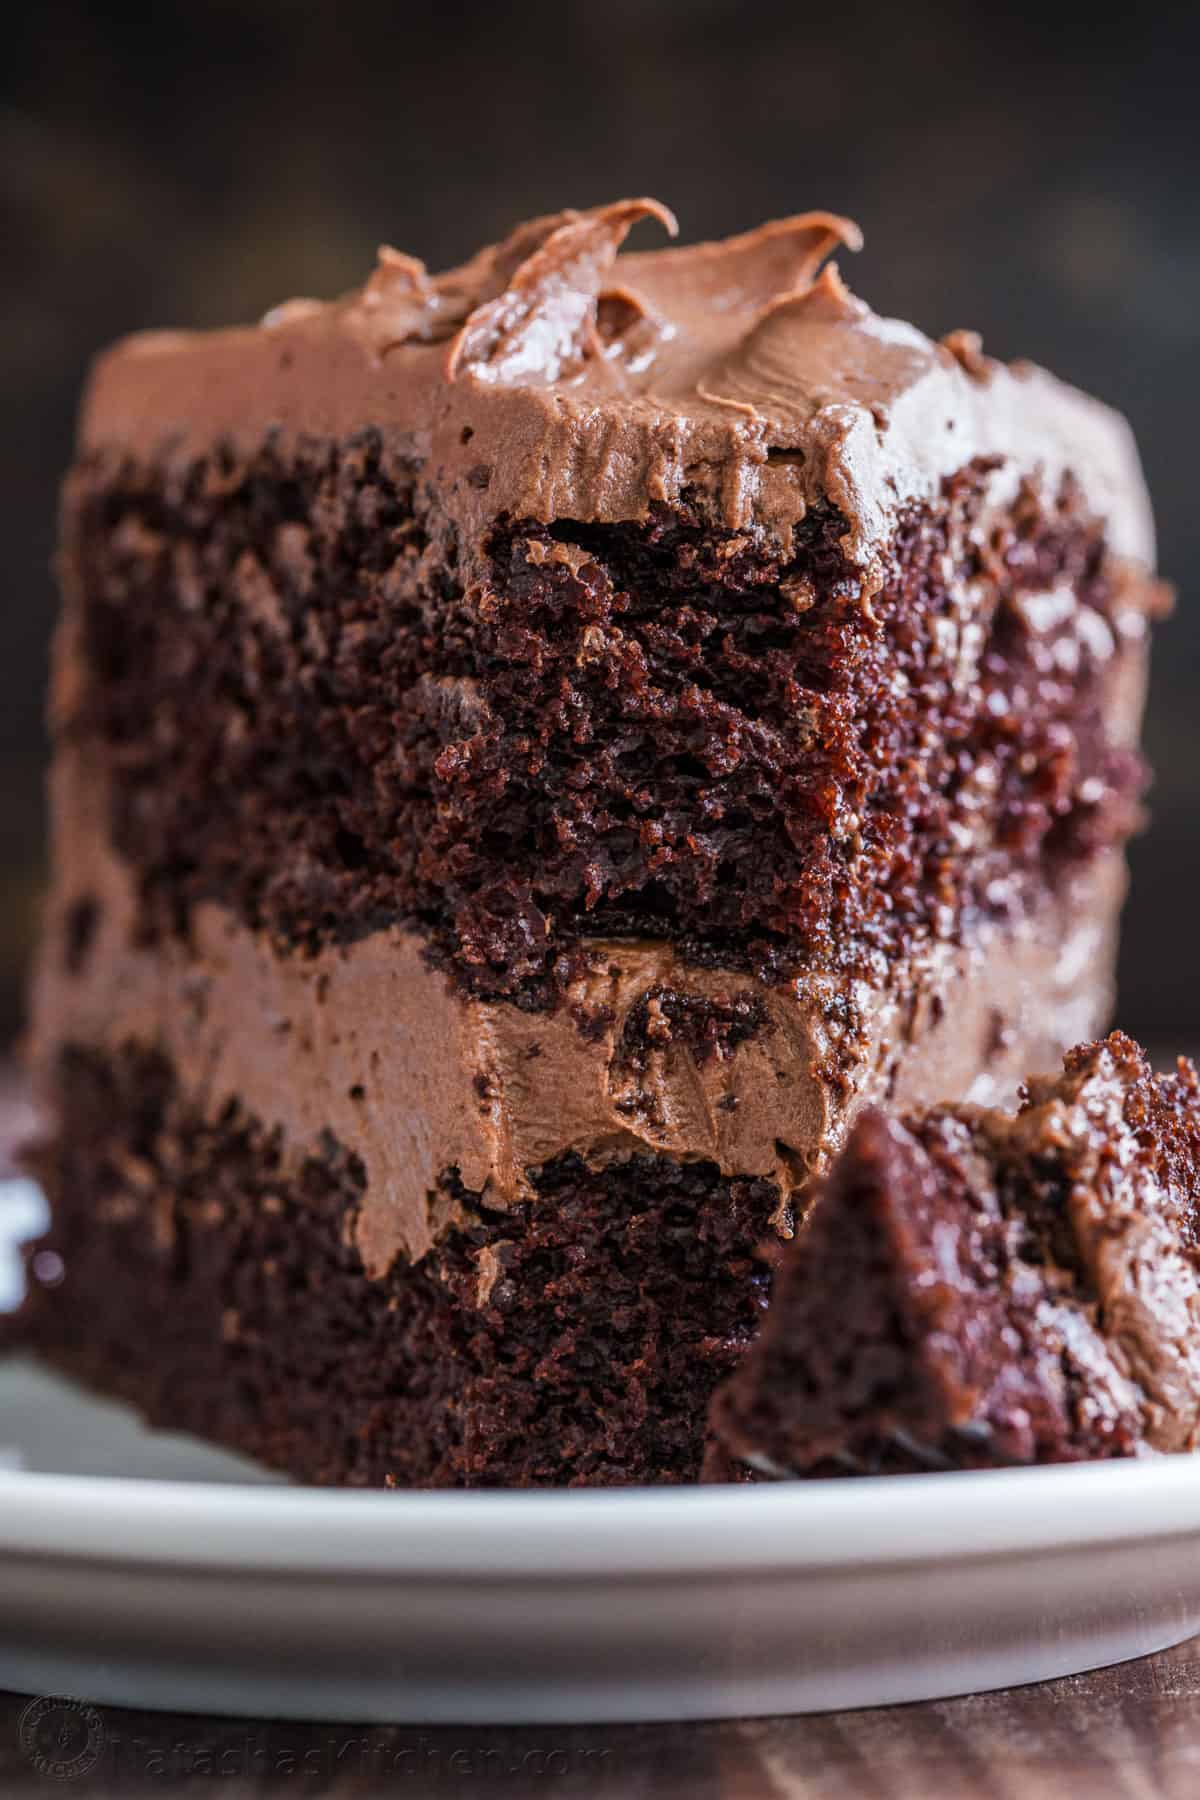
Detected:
left=4, top=1639, right=1200, bottom=1797
left=4, top=1086, right=1200, bottom=1796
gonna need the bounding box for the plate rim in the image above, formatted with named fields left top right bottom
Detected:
left=1, top=1455, right=1199, bottom=1578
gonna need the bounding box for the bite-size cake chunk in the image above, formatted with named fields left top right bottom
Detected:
left=708, top=1036, right=1200, bottom=1479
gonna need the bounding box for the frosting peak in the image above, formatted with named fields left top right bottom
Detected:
left=445, top=198, right=678, bottom=385
left=349, top=198, right=862, bottom=395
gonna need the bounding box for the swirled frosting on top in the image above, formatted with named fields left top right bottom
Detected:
left=79, top=198, right=1155, bottom=574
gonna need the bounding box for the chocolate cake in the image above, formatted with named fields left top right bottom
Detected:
left=20, top=199, right=1164, bottom=1485
left=708, top=1035, right=1200, bottom=1480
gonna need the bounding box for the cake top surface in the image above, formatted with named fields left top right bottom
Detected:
left=80, top=199, right=1155, bottom=570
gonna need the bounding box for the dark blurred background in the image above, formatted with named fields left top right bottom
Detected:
left=3, top=0, right=1197, bottom=1046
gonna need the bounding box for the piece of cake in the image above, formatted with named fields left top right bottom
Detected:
left=707, top=1035, right=1200, bottom=1479
left=20, top=199, right=1164, bottom=1486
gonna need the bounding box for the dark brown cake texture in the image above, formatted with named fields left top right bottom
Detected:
left=19, top=199, right=1165, bottom=1485
left=72, top=439, right=1147, bottom=1004
left=708, top=1035, right=1200, bottom=1481
left=25, top=1045, right=778, bottom=1487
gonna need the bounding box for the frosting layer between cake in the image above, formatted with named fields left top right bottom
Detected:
left=34, top=759, right=1126, bottom=1275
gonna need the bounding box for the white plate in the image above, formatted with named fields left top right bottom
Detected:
left=2, top=1177, right=1200, bottom=1723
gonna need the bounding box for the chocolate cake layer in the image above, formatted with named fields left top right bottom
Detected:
left=62, top=436, right=1156, bottom=1004
left=708, top=1036, right=1200, bottom=1480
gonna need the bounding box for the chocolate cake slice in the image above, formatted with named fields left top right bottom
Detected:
left=19, top=199, right=1165, bottom=1485
left=708, top=1035, right=1200, bottom=1479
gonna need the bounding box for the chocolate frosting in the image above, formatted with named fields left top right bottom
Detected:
left=78, top=200, right=1155, bottom=580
